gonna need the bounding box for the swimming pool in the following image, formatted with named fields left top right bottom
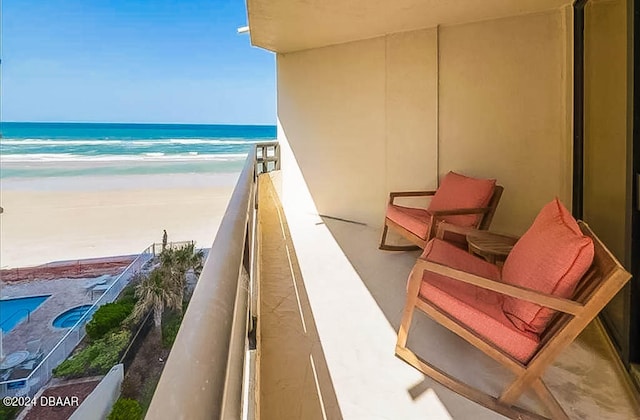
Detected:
left=52, top=305, right=94, bottom=329
left=0, top=295, right=51, bottom=333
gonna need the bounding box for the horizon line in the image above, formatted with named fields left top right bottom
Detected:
left=1, top=120, right=277, bottom=127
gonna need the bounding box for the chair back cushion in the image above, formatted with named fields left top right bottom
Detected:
left=427, top=172, right=496, bottom=227
left=502, top=199, right=594, bottom=333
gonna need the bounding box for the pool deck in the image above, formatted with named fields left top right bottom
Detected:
left=0, top=256, right=139, bottom=385
left=0, top=274, right=114, bottom=359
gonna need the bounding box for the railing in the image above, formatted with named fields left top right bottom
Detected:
left=256, top=141, right=280, bottom=174
left=149, top=240, right=195, bottom=257
left=0, top=245, right=155, bottom=398
left=146, top=142, right=279, bottom=419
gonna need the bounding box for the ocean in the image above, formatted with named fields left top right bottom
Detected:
left=0, top=122, right=277, bottom=179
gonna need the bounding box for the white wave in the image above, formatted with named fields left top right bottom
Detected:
left=0, top=153, right=248, bottom=163
left=166, top=139, right=265, bottom=145
left=1, top=139, right=124, bottom=146
left=1, top=138, right=271, bottom=147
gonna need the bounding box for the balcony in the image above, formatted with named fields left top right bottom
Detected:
left=146, top=146, right=640, bottom=419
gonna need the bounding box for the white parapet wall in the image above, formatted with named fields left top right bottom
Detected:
left=69, top=364, right=124, bottom=420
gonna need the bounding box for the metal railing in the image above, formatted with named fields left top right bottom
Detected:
left=146, top=142, right=279, bottom=419
left=150, top=240, right=195, bottom=256
left=0, top=245, right=155, bottom=398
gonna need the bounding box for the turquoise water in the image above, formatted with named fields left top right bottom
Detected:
left=0, top=295, right=51, bottom=333
left=52, top=305, right=94, bottom=329
left=0, top=122, right=276, bottom=178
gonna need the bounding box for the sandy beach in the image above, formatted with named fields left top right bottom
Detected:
left=0, top=172, right=238, bottom=269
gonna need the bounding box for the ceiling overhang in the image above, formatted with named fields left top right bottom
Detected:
left=246, top=0, right=572, bottom=53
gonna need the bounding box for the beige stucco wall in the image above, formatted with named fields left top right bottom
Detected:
left=277, top=37, right=388, bottom=225
left=277, top=29, right=438, bottom=226
left=439, top=9, right=573, bottom=234
left=277, top=9, right=573, bottom=233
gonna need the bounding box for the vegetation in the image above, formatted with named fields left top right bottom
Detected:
left=118, top=283, right=139, bottom=305
left=0, top=403, right=20, bottom=420
left=131, top=269, right=181, bottom=332
left=50, top=234, right=204, bottom=418
left=158, top=243, right=204, bottom=312
left=131, top=242, right=203, bottom=333
left=86, top=301, right=135, bottom=340
left=108, top=398, right=143, bottom=420
left=117, top=237, right=203, bottom=415
left=53, top=330, right=131, bottom=379
left=139, top=372, right=162, bottom=413
left=161, top=310, right=183, bottom=348
left=119, top=329, right=170, bottom=417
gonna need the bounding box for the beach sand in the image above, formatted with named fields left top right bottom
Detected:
left=0, top=172, right=238, bottom=269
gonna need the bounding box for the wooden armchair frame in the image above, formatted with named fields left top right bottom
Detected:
left=395, top=221, right=631, bottom=419
left=379, top=185, right=504, bottom=251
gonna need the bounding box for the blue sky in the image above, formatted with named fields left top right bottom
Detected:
left=1, top=0, right=276, bottom=124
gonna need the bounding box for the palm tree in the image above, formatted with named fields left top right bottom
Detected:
left=158, top=243, right=204, bottom=314
left=132, top=268, right=181, bottom=331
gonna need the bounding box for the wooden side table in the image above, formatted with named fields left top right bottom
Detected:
left=466, top=231, right=518, bottom=264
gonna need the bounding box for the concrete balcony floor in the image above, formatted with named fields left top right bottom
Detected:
left=257, top=173, right=640, bottom=419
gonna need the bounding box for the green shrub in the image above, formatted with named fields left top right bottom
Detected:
left=118, top=283, right=138, bottom=306
left=161, top=311, right=183, bottom=348
left=0, top=403, right=20, bottom=420
left=53, top=330, right=131, bottom=379
left=86, top=302, right=135, bottom=340
left=108, top=398, right=143, bottom=420
left=51, top=351, right=87, bottom=378
left=139, top=374, right=161, bottom=414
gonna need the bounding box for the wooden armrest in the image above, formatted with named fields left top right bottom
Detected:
left=436, top=223, right=520, bottom=242
left=435, top=223, right=480, bottom=239
left=430, top=207, right=490, bottom=217
left=413, top=259, right=584, bottom=315
left=465, top=230, right=520, bottom=244
left=389, top=190, right=436, bottom=204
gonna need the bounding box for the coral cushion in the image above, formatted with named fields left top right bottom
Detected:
left=419, top=239, right=540, bottom=363
left=502, top=199, right=594, bottom=334
left=427, top=172, right=496, bottom=227
left=386, top=204, right=432, bottom=239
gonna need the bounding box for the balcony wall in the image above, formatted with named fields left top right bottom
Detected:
left=277, top=29, right=439, bottom=227
left=277, top=7, right=573, bottom=234
left=438, top=9, right=573, bottom=234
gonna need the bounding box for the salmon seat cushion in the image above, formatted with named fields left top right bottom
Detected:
left=427, top=171, right=496, bottom=227
left=386, top=204, right=432, bottom=239
left=502, top=198, right=594, bottom=334
left=418, top=239, right=540, bottom=364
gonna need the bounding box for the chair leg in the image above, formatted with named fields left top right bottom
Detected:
left=397, top=301, right=416, bottom=349
left=499, top=373, right=568, bottom=420
left=499, top=368, right=540, bottom=406
left=379, top=224, right=390, bottom=249
left=395, top=346, right=545, bottom=420
left=531, top=379, right=569, bottom=420
left=379, top=223, right=421, bottom=251
left=397, top=266, right=423, bottom=348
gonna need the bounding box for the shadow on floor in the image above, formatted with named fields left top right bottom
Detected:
left=258, top=176, right=343, bottom=420
left=320, top=216, right=640, bottom=420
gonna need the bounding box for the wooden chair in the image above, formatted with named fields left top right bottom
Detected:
left=395, top=202, right=631, bottom=419
left=379, top=172, right=503, bottom=251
